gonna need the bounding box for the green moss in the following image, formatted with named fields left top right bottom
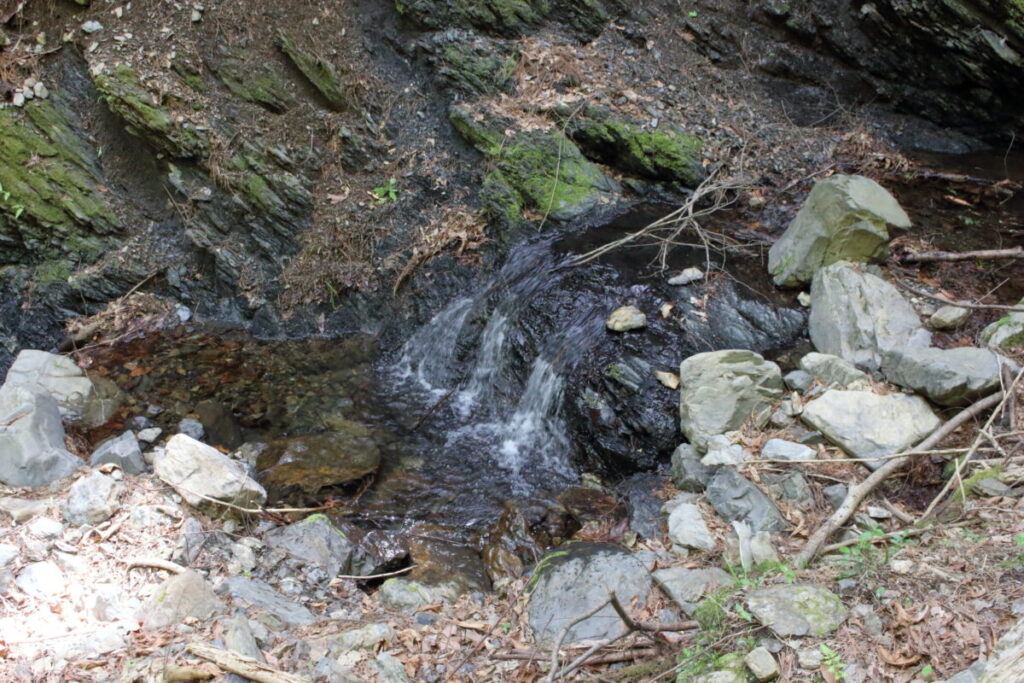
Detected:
left=480, top=170, right=524, bottom=236
left=209, top=46, right=294, bottom=113
left=397, top=0, right=549, bottom=36
left=566, top=107, right=704, bottom=186
left=93, top=64, right=209, bottom=158
left=436, top=38, right=518, bottom=97
left=171, top=58, right=207, bottom=93
left=451, top=103, right=616, bottom=221
left=275, top=30, right=353, bottom=111
left=525, top=549, right=569, bottom=592
left=32, top=259, right=72, bottom=287
left=0, top=100, right=118, bottom=265
left=214, top=141, right=313, bottom=226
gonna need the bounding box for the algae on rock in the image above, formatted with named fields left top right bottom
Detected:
left=450, top=104, right=618, bottom=222
left=0, top=100, right=118, bottom=265
left=432, top=32, right=518, bottom=97
left=396, top=0, right=549, bottom=36
left=276, top=30, right=355, bottom=111
left=93, top=64, right=209, bottom=158
left=207, top=45, right=294, bottom=113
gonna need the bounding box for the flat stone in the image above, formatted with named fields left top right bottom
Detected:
left=745, top=646, right=781, bottom=681
left=0, top=496, right=49, bottom=522
left=143, top=570, right=225, bottom=630
left=218, top=577, right=314, bottom=627
left=667, top=502, right=716, bottom=552
left=264, top=514, right=354, bottom=578
left=678, top=350, right=783, bottom=451
left=768, top=174, right=910, bottom=287
left=62, top=472, right=123, bottom=526
left=761, top=438, right=815, bottom=461
left=606, top=305, right=647, bottom=331
left=527, top=542, right=652, bottom=646
left=701, top=435, right=750, bottom=466
left=332, top=622, right=394, bottom=651
left=799, top=352, right=870, bottom=387
left=802, top=390, right=940, bottom=469
left=90, top=431, right=146, bottom=474
left=378, top=578, right=457, bottom=612
left=155, top=434, right=266, bottom=510
left=0, top=544, right=18, bottom=567
left=747, top=584, right=848, bottom=636
left=882, top=346, right=1007, bottom=406
left=930, top=305, right=970, bottom=330
left=0, top=386, right=81, bottom=487
left=809, top=262, right=931, bottom=372
left=706, top=468, right=787, bottom=532
left=653, top=567, right=733, bottom=614
left=16, top=561, right=65, bottom=598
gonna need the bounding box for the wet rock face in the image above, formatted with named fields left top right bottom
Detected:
left=258, top=424, right=381, bottom=496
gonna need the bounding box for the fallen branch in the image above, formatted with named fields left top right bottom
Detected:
left=185, top=643, right=307, bottom=683
left=330, top=565, right=414, bottom=583
left=125, top=557, right=187, bottom=574
left=892, top=279, right=1024, bottom=313
left=546, top=598, right=614, bottom=682
left=794, top=391, right=1004, bottom=568
left=494, top=648, right=658, bottom=664
left=608, top=593, right=698, bottom=633
left=819, top=519, right=971, bottom=555
left=899, top=246, right=1024, bottom=264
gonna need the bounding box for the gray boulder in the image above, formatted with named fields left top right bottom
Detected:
left=527, top=542, right=652, bottom=646
left=882, top=346, right=1007, bottom=406
left=143, top=570, right=225, bottom=630
left=802, top=390, right=940, bottom=469
left=706, top=468, right=787, bottom=532
left=809, top=263, right=931, bottom=371
left=799, top=352, right=870, bottom=388
left=746, top=584, right=848, bottom=636
left=980, top=302, right=1024, bottom=349
left=653, top=567, right=733, bottom=615
left=90, top=431, right=146, bottom=474
left=768, top=174, right=910, bottom=287
left=678, top=350, right=783, bottom=451
left=62, top=472, right=123, bottom=526
left=218, top=577, right=314, bottom=627
left=667, top=502, right=716, bottom=552
left=671, top=444, right=712, bottom=492
left=3, top=350, right=120, bottom=427
left=0, top=386, right=81, bottom=487
left=378, top=579, right=459, bottom=612
left=154, top=434, right=266, bottom=510
left=264, top=514, right=354, bottom=578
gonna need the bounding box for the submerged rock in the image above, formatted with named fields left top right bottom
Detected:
left=155, top=434, right=267, bottom=510
left=809, top=262, right=931, bottom=371
left=0, top=385, right=80, bottom=487
left=801, top=390, right=940, bottom=468
left=746, top=584, right=847, bottom=636
left=768, top=174, right=910, bottom=287
left=882, top=346, right=1007, bottom=406
left=678, top=350, right=783, bottom=451
left=259, top=424, right=380, bottom=495
left=527, top=542, right=652, bottom=645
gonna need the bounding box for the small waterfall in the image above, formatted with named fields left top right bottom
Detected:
left=454, top=310, right=509, bottom=416
left=395, top=297, right=474, bottom=391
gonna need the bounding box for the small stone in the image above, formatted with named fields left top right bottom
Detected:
left=655, top=371, right=680, bottom=389
left=929, top=305, right=970, bottom=330
left=784, top=369, right=813, bottom=392
left=0, top=497, right=49, bottom=523
left=668, top=267, right=703, bottom=286
left=797, top=291, right=811, bottom=307
left=667, top=502, right=716, bottom=552
left=606, top=305, right=646, bottom=332
left=137, top=427, right=162, bottom=443
left=746, top=584, right=848, bottom=636
left=23, top=77, right=37, bottom=89
left=889, top=559, right=913, bottom=574
left=671, top=443, right=712, bottom=492
left=90, top=431, right=146, bottom=474
left=144, top=570, right=225, bottom=629
left=81, top=20, right=103, bottom=33
left=745, top=646, right=780, bottom=681
left=12, top=91, right=25, bottom=107
left=178, top=418, right=205, bottom=440
left=62, top=472, right=123, bottom=526
left=865, top=505, right=891, bottom=518
left=0, top=543, right=18, bottom=567
left=27, top=516, right=64, bottom=540
left=797, top=647, right=823, bottom=669
left=16, top=561, right=65, bottom=597
left=21, top=87, right=34, bottom=100
left=823, top=484, right=848, bottom=510
left=972, top=477, right=1011, bottom=497
left=190, top=9, right=202, bottom=21
left=761, top=438, right=815, bottom=461
left=701, top=435, right=750, bottom=466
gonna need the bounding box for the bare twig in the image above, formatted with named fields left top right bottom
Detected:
left=892, top=279, right=1024, bottom=312
left=899, top=246, right=1024, bottom=263
left=125, top=557, right=188, bottom=574
left=794, top=391, right=1004, bottom=568
left=185, top=643, right=306, bottom=683
left=330, top=565, right=414, bottom=583
left=545, top=598, right=613, bottom=682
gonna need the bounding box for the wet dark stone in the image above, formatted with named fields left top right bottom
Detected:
left=259, top=423, right=380, bottom=495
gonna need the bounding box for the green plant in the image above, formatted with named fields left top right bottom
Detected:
left=819, top=643, right=847, bottom=680
left=836, top=524, right=913, bottom=581
left=371, top=177, right=399, bottom=203
left=0, top=181, right=26, bottom=219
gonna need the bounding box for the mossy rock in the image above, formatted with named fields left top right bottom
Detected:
left=93, top=64, right=209, bottom=158
left=208, top=45, right=294, bottom=113
left=565, top=106, right=704, bottom=186
left=275, top=30, right=354, bottom=111
left=216, top=141, right=313, bottom=227
left=450, top=103, right=618, bottom=222
left=432, top=32, right=518, bottom=97
left=396, top=0, right=549, bottom=36
left=980, top=304, right=1024, bottom=349
left=0, top=100, right=117, bottom=265
left=171, top=58, right=207, bottom=93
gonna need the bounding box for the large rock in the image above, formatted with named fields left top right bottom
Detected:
left=264, top=514, right=354, bottom=578
left=706, top=468, right=788, bottom=532
left=259, top=424, right=380, bottom=495
left=90, top=431, right=146, bottom=474
left=980, top=303, right=1024, bottom=350
left=155, top=434, right=266, bottom=510
left=768, top=175, right=910, bottom=287
left=678, top=350, right=784, bottom=451
left=218, top=577, right=315, bottom=627
left=142, top=570, right=225, bottom=630
left=3, top=350, right=120, bottom=427
left=667, top=502, right=716, bottom=552
left=0, top=386, right=81, bottom=487
left=746, top=584, right=847, bottom=636
left=62, top=472, right=123, bottom=526
left=809, top=263, right=931, bottom=371
left=882, top=346, right=1007, bottom=406
left=802, top=390, right=940, bottom=468
left=527, top=542, right=652, bottom=646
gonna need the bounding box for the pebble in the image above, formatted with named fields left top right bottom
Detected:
left=33, top=82, right=48, bottom=99
left=606, top=305, right=647, bottom=332
left=81, top=20, right=104, bottom=33
left=744, top=646, right=780, bottom=681
left=668, top=267, right=703, bottom=286
left=178, top=417, right=205, bottom=440
left=27, top=516, right=64, bottom=540
left=797, top=647, right=823, bottom=669
left=12, top=92, right=25, bottom=107
left=137, top=427, right=162, bottom=443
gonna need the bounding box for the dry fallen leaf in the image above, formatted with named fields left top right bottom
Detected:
left=655, top=371, right=680, bottom=389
